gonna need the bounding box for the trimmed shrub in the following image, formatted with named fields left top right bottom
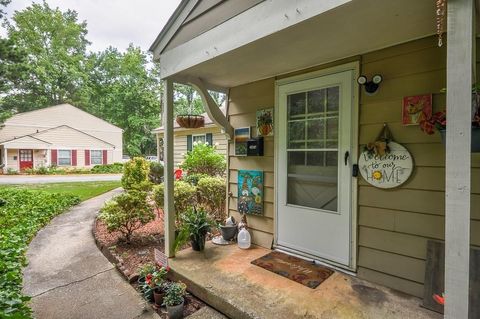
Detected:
left=153, top=181, right=197, bottom=217
left=99, top=190, right=155, bottom=243
left=122, top=157, right=150, bottom=190
left=91, top=163, right=124, bottom=174
left=197, top=176, right=227, bottom=222
left=148, top=161, right=164, bottom=184
left=180, top=141, right=226, bottom=176
left=182, top=173, right=209, bottom=186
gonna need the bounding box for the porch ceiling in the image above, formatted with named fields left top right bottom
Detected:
left=170, top=0, right=438, bottom=88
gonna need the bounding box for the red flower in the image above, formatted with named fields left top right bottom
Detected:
left=166, top=266, right=171, bottom=272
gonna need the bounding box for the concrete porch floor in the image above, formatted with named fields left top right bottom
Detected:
left=170, top=242, right=442, bottom=319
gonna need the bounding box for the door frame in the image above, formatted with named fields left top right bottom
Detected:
left=273, top=61, right=360, bottom=271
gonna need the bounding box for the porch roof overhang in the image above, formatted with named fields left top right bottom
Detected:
left=0, top=135, right=51, bottom=149
left=155, top=0, right=442, bottom=88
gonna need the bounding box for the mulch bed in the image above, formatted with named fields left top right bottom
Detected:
left=93, top=208, right=206, bottom=318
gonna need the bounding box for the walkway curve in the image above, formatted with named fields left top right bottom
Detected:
left=22, top=188, right=159, bottom=319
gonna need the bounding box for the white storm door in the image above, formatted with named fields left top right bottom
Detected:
left=277, top=70, right=354, bottom=267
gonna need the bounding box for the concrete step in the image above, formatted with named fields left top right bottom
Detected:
left=186, top=306, right=228, bottom=319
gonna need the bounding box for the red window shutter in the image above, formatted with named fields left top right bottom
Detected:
left=51, top=149, right=57, bottom=165
left=102, top=150, right=107, bottom=164
left=85, top=150, right=90, bottom=166
left=72, top=150, right=77, bottom=166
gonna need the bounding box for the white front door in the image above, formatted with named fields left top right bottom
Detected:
left=276, top=69, right=355, bottom=268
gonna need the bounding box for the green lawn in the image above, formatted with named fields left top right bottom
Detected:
left=0, top=181, right=122, bottom=201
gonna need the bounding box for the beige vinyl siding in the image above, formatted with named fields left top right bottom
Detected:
left=33, top=149, right=48, bottom=168
left=34, top=126, right=113, bottom=149
left=227, top=78, right=275, bottom=248
left=165, top=0, right=264, bottom=51
left=6, top=149, right=18, bottom=171
left=157, top=126, right=228, bottom=168
left=226, top=36, right=480, bottom=297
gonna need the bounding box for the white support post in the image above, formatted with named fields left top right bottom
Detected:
left=163, top=79, right=176, bottom=258
left=445, top=1, right=473, bottom=318
left=4, top=147, right=7, bottom=173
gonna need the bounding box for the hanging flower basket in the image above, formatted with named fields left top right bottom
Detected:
left=176, top=115, right=205, bottom=128
left=439, top=127, right=480, bottom=153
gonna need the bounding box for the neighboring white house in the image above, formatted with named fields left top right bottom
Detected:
left=0, top=104, right=123, bottom=172
left=153, top=107, right=228, bottom=168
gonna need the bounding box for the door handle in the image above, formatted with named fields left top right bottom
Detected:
left=344, top=151, right=349, bottom=166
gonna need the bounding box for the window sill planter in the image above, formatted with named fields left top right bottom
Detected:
left=176, top=115, right=205, bottom=128
left=166, top=299, right=184, bottom=319
left=439, top=127, right=480, bottom=152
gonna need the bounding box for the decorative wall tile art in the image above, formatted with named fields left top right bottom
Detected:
left=256, top=108, right=274, bottom=137
left=237, top=169, right=263, bottom=215
left=234, top=127, right=250, bottom=156
left=402, top=94, right=432, bottom=125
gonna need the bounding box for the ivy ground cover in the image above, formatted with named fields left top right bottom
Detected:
left=0, top=189, right=81, bottom=318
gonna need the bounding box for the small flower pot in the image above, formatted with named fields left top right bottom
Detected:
left=176, top=115, right=205, bottom=128
left=153, top=288, right=165, bottom=306
left=190, top=235, right=206, bottom=251
left=166, top=300, right=184, bottom=319
left=439, top=127, right=480, bottom=152
left=138, top=276, right=146, bottom=286
left=220, top=224, right=238, bottom=241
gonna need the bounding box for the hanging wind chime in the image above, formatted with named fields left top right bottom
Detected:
left=436, top=0, right=447, bottom=47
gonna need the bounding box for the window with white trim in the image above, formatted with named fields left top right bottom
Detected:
left=58, top=150, right=72, bottom=166
left=90, top=150, right=103, bottom=165
left=192, top=134, right=206, bottom=145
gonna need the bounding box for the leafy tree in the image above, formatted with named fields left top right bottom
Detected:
left=174, top=83, right=203, bottom=116
left=3, top=1, right=90, bottom=112
left=0, top=0, right=26, bottom=122
left=87, top=46, right=161, bottom=155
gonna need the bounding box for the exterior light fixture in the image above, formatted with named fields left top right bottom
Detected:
left=357, top=74, right=383, bottom=95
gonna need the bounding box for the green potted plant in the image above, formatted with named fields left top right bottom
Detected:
left=163, top=282, right=187, bottom=319
left=174, top=208, right=215, bottom=252
left=420, top=86, right=480, bottom=152
left=150, top=267, right=169, bottom=306
left=137, top=263, right=156, bottom=286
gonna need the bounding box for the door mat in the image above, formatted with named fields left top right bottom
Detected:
left=251, top=251, right=334, bottom=289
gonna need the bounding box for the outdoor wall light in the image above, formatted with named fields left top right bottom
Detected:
left=357, top=74, right=383, bottom=95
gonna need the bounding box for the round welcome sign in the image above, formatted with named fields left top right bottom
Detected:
left=358, top=142, right=413, bottom=189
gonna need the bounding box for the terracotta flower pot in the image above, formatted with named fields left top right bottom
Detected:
left=176, top=115, right=205, bottom=128
left=166, top=300, right=184, bottom=319
left=153, top=288, right=165, bottom=306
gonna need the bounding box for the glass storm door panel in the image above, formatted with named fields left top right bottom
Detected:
left=277, top=70, right=354, bottom=267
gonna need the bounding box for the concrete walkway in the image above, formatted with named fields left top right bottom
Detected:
left=22, top=189, right=159, bottom=319
left=0, top=174, right=122, bottom=184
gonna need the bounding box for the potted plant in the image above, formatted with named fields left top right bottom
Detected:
left=163, top=282, right=187, bottom=319
left=420, top=110, right=480, bottom=152
left=420, top=87, right=480, bottom=152
left=150, top=267, right=169, bottom=306
left=137, top=263, right=156, bottom=286
left=176, top=114, right=205, bottom=128
left=174, top=208, right=215, bottom=252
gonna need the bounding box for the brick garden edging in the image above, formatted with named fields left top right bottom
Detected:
left=92, top=216, right=139, bottom=284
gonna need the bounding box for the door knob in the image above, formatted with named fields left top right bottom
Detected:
left=344, top=151, right=350, bottom=165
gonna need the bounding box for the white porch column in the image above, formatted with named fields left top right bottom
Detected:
left=163, top=79, right=176, bottom=258
left=3, top=147, right=7, bottom=173
left=445, top=0, right=473, bottom=318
